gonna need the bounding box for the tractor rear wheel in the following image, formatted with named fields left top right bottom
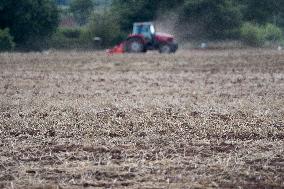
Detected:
left=125, top=38, right=144, bottom=53
left=159, top=43, right=172, bottom=54
left=159, top=42, right=178, bottom=54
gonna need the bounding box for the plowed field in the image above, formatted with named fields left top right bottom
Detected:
left=0, top=50, right=284, bottom=188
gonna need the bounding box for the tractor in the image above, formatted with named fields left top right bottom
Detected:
left=108, top=22, right=178, bottom=54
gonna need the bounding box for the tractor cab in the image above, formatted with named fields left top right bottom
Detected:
left=132, top=22, right=155, bottom=42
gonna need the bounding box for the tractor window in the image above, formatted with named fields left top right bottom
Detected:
left=133, top=24, right=152, bottom=40
left=133, top=25, right=141, bottom=35
left=141, top=26, right=149, bottom=35
left=142, top=26, right=152, bottom=40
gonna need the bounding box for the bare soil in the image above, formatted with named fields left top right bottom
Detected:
left=0, top=49, right=284, bottom=189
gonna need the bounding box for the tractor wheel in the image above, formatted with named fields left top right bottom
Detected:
left=159, top=43, right=172, bottom=54
left=125, top=38, right=144, bottom=53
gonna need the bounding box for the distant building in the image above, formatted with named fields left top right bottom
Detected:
left=55, top=0, right=112, bottom=7
left=55, top=0, right=70, bottom=6
left=60, top=16, right=77, bottom=27
left=94, top=0, right=112, bottom=7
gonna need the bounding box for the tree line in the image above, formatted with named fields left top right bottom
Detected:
left=111, top=0, right=284, bottom=41
left=0, top=0, right=284, bottom=51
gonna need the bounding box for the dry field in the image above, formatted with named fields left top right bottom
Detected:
left=0, top=49, right=284, bottom=189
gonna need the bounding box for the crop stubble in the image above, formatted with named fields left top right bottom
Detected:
left=0, top=50, right=284, bottom=188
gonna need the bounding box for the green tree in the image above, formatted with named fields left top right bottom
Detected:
left=70, top=0, right=94, bottom=25
left=240, top=23, right=265, bottom=46
left=181, top=0, right=242, bottom=39
left=0, top=0, right=59, bottom=49
left=0, top=28, right=15, bottom=51
left=111, top=0, right=156, bottom=32
left=240, top=0, right=284, bottom=26
left=111, top=0, right=184, bottom=32
left=87, top=12, right=124, bottom=47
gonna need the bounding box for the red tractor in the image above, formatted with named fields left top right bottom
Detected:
left=108, top=22, right=178, bottom=54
